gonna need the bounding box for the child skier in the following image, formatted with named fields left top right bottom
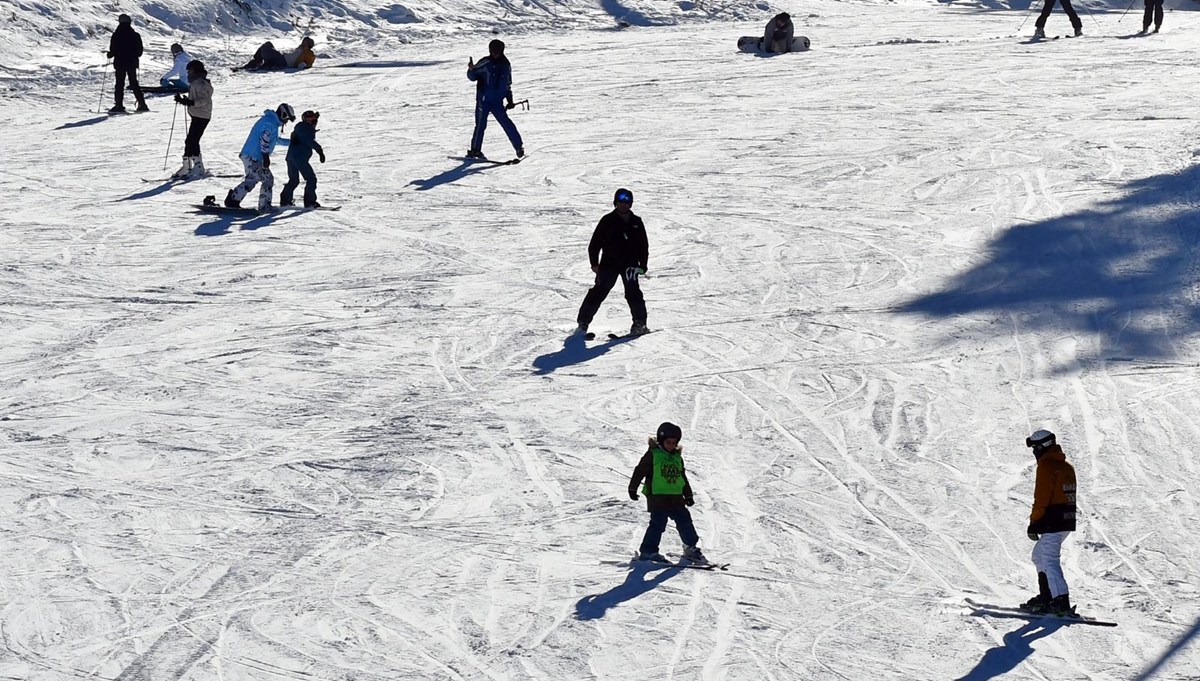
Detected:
left=574, top=188, right=649, bottom=337
left=1021, top=429, right=1077, bottom=615
left=225, top=103, right=294, bottom=211
left=628, top=422, right=708, bottom=564
left=280, top=110, right=326, bottom=208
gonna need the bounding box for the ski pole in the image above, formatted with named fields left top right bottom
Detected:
left=1018, top=0, right=1043, bottom=32
left=1078, top=0, right=1103, bottom=30
left=96, top=60, right=109, bottom=114
left=164, top=101, right=179, bottom=171
left=1118, top=0, right=1138, bottom=21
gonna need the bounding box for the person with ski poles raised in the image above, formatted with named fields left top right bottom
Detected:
left=465, top=39, right=524, bottom=161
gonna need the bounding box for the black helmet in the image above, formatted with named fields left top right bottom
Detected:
left=170, top=43, right=183, bottom=54
left=656, top=422, right=682, bottom=443
left=614, top=187, right=633, bottom=204
left=276, top=103, right=296, bottom=122
left=1026, top=429, right=1056, bottom=456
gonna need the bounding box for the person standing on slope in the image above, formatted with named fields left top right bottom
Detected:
left=466, top=39, right=524, bottom=161
left=171, top=60, right=213, bottom=180
left=280, top=110, right=326, bottom=208
left=225, top=103, right=295, bottom=211
left=1142, top=0, right=1163, bottom=33
left=763, top=13, right=795, bottom=53
left=107, top=14, right=149, bottom=113
left=574, top=188, right=649, bottom=338
left=160, top=43, right=192, bottom=91
left=628, top=422, right=708, bottom=564
left=1033, top=0, right=1083, bottom=39
left=1021, top=430, right=1077, bottom=615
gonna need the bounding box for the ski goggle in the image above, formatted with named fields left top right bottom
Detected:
left=615, top=193, right=632, bottom=203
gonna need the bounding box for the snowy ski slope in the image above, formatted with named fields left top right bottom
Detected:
left=4, top=1, right=1200, bottom=679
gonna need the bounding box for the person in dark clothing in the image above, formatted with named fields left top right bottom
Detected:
left=241, top=42, right=288, bottom=71
left=575, top=188, right=649, bottom=337
left=1142, top=0, right=1163, bottom=33
left=107, top=14, right=148, bottom=113
left=466, top=39, right=524, bottom=160
left=1033, top=0, right=1082, bottom=38
left=628, top=422, right=708, bottom=564
left=280, top=110, right=326, bottom=208
left=763, top=13, right=795, bottom=53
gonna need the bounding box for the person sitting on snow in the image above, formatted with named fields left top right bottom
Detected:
left=286, top=37, right=317, bottom=70
left=763, top=13, right=795, bottom=53
left=241, top=41, right=287, bottom=71
left=160, top=43, right=191, bottom=91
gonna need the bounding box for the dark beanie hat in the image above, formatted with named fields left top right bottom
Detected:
left=489, top=39, right=505, bottom=53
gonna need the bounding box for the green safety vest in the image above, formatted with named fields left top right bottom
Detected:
left=642, top=447, right=686, bottom=496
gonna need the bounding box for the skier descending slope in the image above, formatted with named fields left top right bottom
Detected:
left=1021, top=430, right=1078, bottom=616
left=1033, top=0, right=1083, bottom=38
left=628, top=423, right=709, bottom=565
left=465, top=39, right=524, bottom=161
left=225, top=103, right=294, bottom=212
left=574, top=189, right=649, bottom=338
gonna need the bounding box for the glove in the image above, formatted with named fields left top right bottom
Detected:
left=174, top=94, right=183, bottom=103
left=623, top=266, right=645, bottom=282
left=262, top=156, right=270, bottom=169
left=106, top=51, right=113, bottom=58
left=684, top=497, right=694, bottom=507
left=318, top=152, right=326, bottom=164
left=628, top=490, right=638, bottom=501
left=505, top=100, right=516, bottom=110
left=1027, top=531, right=1040, bottom=541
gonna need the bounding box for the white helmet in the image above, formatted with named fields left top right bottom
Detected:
left=1025, top=429, right=1056, bottom=450
left=276, top=103, right=296, bottom=123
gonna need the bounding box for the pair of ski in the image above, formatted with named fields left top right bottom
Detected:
left=966, top=598, right=1116, bottom=627
left=584, top=330, right=652, bottom=341
left=449, top=155, right=525, bottom=166
left=634, top=556, right=729, bottom=572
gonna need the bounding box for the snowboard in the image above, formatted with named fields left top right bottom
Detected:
left=195, top=204, right=271, bottom=216
left=738, top=36, right=811, bottom=53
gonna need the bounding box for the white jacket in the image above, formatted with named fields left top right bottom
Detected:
left=162, top=50, right=192, bottom=84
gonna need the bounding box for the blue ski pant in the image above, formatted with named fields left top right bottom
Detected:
left=639, top=508, right=699, bottom=555
left=470, top=100, right=523, bottom=154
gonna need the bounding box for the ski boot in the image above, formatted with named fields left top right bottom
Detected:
left=682, top=545, right=709, bottom=565
left=1032, top=27, right=1046, bottom=39
left=465, top=149, right=486, bottom=161
left=224, top=189, right=241, bottom=208
left=1046, top=594, right=1074, bottom=617
left=135, top=102, right=151, bottom=113
left=516, top=146, right=525, bottom=159
left=187, top=156, right=206, bottom=179
left=304, top=201, right=321, bottom=209
left=171, top=157, right=192, bottom=180
left=202, top=195, right=218, bottom=207
left=1073, top=27, right=1083, bottom=37
left=108, top=104, right=126, bottom=114
left=637, top=551, right=667, bottom=563
left=630, top=321, right=650, bottom=336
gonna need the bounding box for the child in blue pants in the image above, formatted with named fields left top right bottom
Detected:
left=628, top=422, right=708, bottom=564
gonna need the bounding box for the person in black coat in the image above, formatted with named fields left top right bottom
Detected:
left=241, top=42, right=288, bottom=71
left=280, top=110, right=326, bottom=208
left=574, top=188, right=649, bottom=337
left=1142, top=0, right=1163, bottom=33
left=107, top=14, right=148, bottom=113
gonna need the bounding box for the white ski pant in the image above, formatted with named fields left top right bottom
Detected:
left=1032, top=531, right=1070, bottom=597
left=233, top=154, right=273, bottom=209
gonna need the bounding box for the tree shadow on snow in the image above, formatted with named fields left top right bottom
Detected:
left=598, top=0, right=663, bottom=26
left=1132, top=614, right=1200, bottom=681
left=954, top=619, right=1065, bottom=681
left=408, top=160, right=509, bottom=191
left=193, top=209, right=301, bottom=237
left=898, top=163, right=1200, bottom=372
left=532, top=333, right=637, bottom=375
left=574, top=562, right=683, bottom=621
left=54, top=116, right=110, bottom=130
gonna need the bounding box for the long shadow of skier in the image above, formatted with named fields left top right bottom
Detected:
left=334, top=60, right=448, bottom=69
left=54, top=116, right=110, bottom=130
left=899, top=164, right=1200, bottom=371
left=532, top=333, right=638, bottom=375
left=954, top=619, right=1065, bottom=681
left=575, top=562, right=683, bottom=621
left=409, top=160, right=508, bottom=191
left=193, top=209, right=299, bottom=236
left=118, top=180, right=178, bottom=202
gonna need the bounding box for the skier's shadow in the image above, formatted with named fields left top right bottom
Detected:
left=54, top=116, right=110, bottom=130
left=193, top=210, right=300, bottom=236
left=408, top=160, right=503, bottom=191
left=532, top=333, right=637, bottom=375
left=118, top=180, right=177, bottom=202
left=574, top=562, right=683, bottom=621
left=954, top=618, right=1065, bottom=681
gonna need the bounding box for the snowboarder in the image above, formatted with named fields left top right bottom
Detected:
left=574, top=188, right=649, bottom=337
left=225, top=103, right=295, bottom=211
left=1141, top=0, right=1163, bottom=33
left=628, top=422, right=708, bottom=564
left=171, top=60, right=213, bottom=180
left=160, top=43, right=192, bottom=91
left=280, top=110, right=326, bottom=208
left=286, top=37, right=317, bottom=70
left=1033, top=0, right=1083, bottom=39
left=763, top=13, right=795, bottom=53
left=466, top=39, right=524, bottom=160
left=241, top=42, right=287, bottom=71
left=107, top=14, right=148, bottom=113
left=1021, top=430, right=1077, bottom=615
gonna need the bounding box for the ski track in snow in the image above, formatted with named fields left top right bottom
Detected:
left=4, top=4, right=1200, bottom=680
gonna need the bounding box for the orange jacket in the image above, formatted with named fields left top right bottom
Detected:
left=1029, top=445, right=1077, bottom=533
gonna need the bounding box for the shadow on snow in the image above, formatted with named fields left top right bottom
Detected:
left=54, top=115, right=111, bottom=130
left=409, top=160, right=512, bottom=191
left=193, top=209, right=301, bottom=236
left=899, top=163, right=1200, bottom=370
left=954, top=619, right=1065, bottom=681
left=1133, top=614, right=1200, bottom=681
left=532, top=333, right=638, bottom=375
left=574, top=562, right=683, bottom=621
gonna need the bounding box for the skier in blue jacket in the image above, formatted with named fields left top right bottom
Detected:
left=466, top=39, right=524, bottom=161
left=225, top=103, right=295, bottom=211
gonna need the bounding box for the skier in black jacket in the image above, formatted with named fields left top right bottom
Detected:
left=107, top=14, right=148, bottom=113
left=574, top=188, right=649, bottom=337
left=280, top=110, right=326, bottom=208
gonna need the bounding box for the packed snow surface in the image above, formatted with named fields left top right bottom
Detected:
left=3, top=1, right=1200, bottom=679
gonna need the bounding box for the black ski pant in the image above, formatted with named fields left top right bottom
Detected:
left=114, top=65, right=146, bottom=109
left=1143, top=0, right=1163, bottom=30
left=576, top=267, right=646, bottom=327
left=280, top=157, right=318, bottom=206
left=1035, top=0, right=1082, bottom=30
left=184, top=116, right=209, bottom=157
